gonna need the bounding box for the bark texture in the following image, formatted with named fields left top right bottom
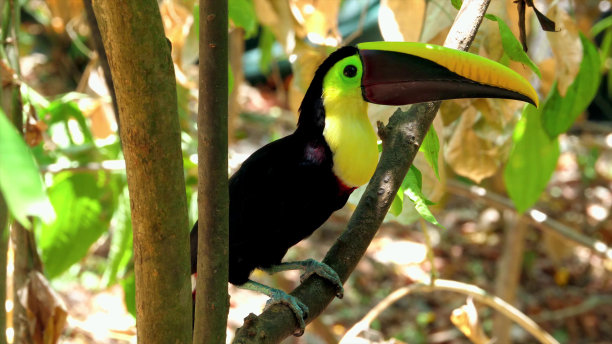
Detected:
left=193, top=0, right=230, bottom=343
left=232, top=0, right=491, bottom=342
left=92, top=1, right=192, bottom=342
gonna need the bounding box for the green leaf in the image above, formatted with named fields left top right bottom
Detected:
left=541, top=34, right=600, bottom=138
left=0, top=111, right=55, bottom=226
left=258, top=26, right=276, bottom=74
left=229, top=64, right=234, bottom=94
left=389, top=193, right=403, bottom=216
left=44, top=93, right=94, bottom=144
left=591, top=16, right=612, bottom=37
left=121, top=272, right=137, bottom=318
left=504, top=105, right=559, bottom=213
left=451, top=0, right=463, bottom=10
left=229, top=0, right=257, bottom=38
left=403, top=166, right=443, bottom=228
left=486, top=14, right=541, bottom=78
left=102, top=186, right=133, bottom=287
left=38, top=172, right=112, bottom=278
left=419, top=125, right=440, bottom=179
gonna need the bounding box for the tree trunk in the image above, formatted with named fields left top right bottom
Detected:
left=193, top=0, right=230, bottom=343
left=0, top=194, right=8, bottom=344
left=92, top=1, right=192, bottom=342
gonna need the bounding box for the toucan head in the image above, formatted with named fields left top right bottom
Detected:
left=299, top=42, right=538, bottom=125
left=297, top=42, right=539, bottom=188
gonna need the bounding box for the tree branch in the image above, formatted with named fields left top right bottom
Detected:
left=193, top=0, right=230, bottom=343
left=232, top=0, right=492, bottom=342
left=340, top=279, right=559, bottom=344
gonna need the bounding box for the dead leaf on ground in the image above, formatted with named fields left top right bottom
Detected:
left=18, top=271, right=68, bottom=344
left=451, top=297, right=491, bottom=344
left=378, top=0, right=426, bottom=42
left=546, top=6, right=581, bottom=96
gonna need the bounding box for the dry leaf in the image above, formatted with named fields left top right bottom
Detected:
left=160, top=1, right=194, bottom=68
left=46, top=0, right=83, bottom=34
left=18, top=271, right=68, bottom=344
left=546, top=6, right=581, bottom=96
left=421, top=1, right=453, bottom=43
left=450, top=298, right=491, bottom=344
left=25, top=116, right=47, bottom=147
left=288, top=41, right=327, bottom=114
left=378, top=0, right=426, bottom=42
left=289, top=0, right=341, bottom=46
left=445, top=106, right=502, bottom=183
left=254, top=0, right=296, bottom=53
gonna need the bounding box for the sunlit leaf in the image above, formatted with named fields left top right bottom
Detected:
left=504, top=105, right=559, bottom=213
left=39, top=173, right=112, bottom=278
left=541, top=34, right=600, bottom=138
left=0, top=111, right=55, bottom=226
left=229, top=0, right=257, bottom=37
left=546, top=6, right=582, bottom=96
left=486, top=14, right=541, bottom=78
left=379, top=0, right=425, bottom=42
left=290, top=0, right=341, bottom=46
left=451, top=0, right=462, bottom=10
left=403, top=166, right=442, bottom=229
left=419, top=125, right=440, bottom=179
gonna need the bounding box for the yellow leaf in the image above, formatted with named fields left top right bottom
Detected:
left=378, top=0, right=426, bottom=42
left=445, top=106, right=502, bottom=183
left=450, top=298, right=491, bottom=344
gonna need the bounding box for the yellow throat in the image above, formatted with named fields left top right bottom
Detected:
left=322, top=93, right=379, bottom=188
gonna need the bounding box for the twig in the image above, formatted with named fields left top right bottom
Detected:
left=531, top=295, right=612, bottom=322
left=232, top=0, right=493, bottom=342
left=446, top=180, right=612, bottom=260
left=340, top=278, right=560, bottom=344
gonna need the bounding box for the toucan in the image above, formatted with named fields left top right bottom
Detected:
left=190, top=42, right=538, bottom=331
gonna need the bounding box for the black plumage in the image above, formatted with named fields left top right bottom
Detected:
left=190, top=46, right=360, bottom=285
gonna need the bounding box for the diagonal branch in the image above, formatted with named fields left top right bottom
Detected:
left=232, top=0, right=492, bottom=342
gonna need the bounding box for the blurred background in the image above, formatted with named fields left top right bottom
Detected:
left=1, top=0, right=611, bottom=343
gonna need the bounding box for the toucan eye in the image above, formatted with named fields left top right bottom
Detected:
left=343, top=65, right=357, bottom=78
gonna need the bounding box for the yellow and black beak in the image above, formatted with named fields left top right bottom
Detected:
left=357, top=42, right=539, bottom=107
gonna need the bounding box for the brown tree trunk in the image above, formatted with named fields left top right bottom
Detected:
left=92, top=1, right=192, bottom=342
left=193, top=0, right=230, bottom=343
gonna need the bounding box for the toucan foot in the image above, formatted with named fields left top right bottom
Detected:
left=264, top=289, right=308, bottom=336
left=298, top=259, right=344, bottom=299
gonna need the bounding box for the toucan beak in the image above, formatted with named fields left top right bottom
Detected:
left=357, top=42, right=539, bottom=107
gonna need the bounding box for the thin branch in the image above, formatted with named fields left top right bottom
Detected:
left=340, top=279, right=560, bottom=344
left=193, top=0, right=230, bottom=343
left=446, top=180, right=612, bottom=260
left=232, top=0, right=492, bottom=342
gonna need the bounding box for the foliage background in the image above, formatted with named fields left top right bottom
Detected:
left=0, top=0, right=611, bottom=343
